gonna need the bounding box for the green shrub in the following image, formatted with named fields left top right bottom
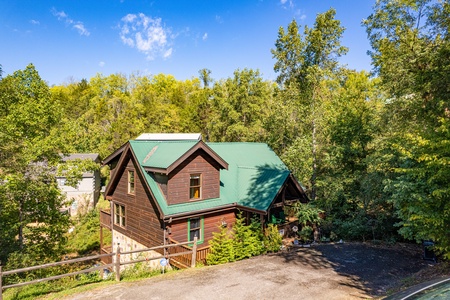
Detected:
left=233, top=213, right=265, bottom=260
left=206, top=226, right=235, bottom=265
left=299, top=225, right=313, bottom=243
left=66, top=209, right=100, bottom=255
left=263, top=224, right=282, bottom=253
left=207, top=213, right=266, bottom=265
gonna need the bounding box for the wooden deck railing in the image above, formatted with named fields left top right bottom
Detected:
left=0, top=238, right=198, bottom=300
left=100, top=210, right=111, bottom=229
left=168, top=238, right=210, bottom=267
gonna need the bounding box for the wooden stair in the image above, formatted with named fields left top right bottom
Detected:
left=169, top=257, right=190, bottom=269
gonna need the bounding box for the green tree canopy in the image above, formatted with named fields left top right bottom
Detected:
left=364, top=0, right=450, bottom=258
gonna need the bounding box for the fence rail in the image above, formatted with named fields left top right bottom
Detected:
left=168, top=238, right=210, bottom=267
left=0, top=238, right=198, bottom=300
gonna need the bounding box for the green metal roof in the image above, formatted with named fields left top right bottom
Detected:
left=130, top=140, right=199, bottom=169
left=129, top=141, right=290, bottom=217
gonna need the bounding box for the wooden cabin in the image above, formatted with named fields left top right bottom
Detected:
left=100, top=134, right=308, bottom=267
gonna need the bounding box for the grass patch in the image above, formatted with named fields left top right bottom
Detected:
left=2, top=265, right=179, bottom=300
left=2, top=271, right=112, bottom=300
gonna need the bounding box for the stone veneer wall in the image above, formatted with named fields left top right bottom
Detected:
left=112, top=230, right=167, bottom=271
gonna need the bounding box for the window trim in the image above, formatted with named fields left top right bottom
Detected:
left=128, top=170, right=135, bottom=194
left=189, top=174, right=202, bottom=200
left=187, top=217, right=204, bottom=245
left=114, top=203, right=126, bottom=228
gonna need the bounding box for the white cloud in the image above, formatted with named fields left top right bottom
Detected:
left=280, top=1, right=307, bottom=20
left=163, top=48, right=172, bottom=59
left=51, top=8, right=90, bottom=36
left=30, top=20, right=40, bottom=25
left=118, top=13, right=173, bottom=60
left=202, top=33, right=208, bottom=41
left=215, top=15, right=223, bottom=24
left=280, top=0, right=295, bottom=9
left=280, top=0, right=295, bottom=10
left=99, top=61, right=105, bottom=67
left=297, top=11, right=306, bottom=20
left=73, top=23, right=89, bottom=36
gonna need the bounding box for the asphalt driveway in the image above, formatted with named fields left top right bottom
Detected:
left=64, top=242, right=431, bottom=300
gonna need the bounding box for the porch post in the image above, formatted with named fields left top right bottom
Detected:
left=115, top=244, right=121, bottom=282
left=99, top=226, right=104, bottom=278
left=260, top=214, right=265, bottom=231
left=191, top=237, right=197, bottom=268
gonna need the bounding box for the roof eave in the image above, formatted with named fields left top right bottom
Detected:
left=102, top=142, right=129, bottom=165
left=166, top=141, right=228, bottom=174
left=103, top=143, right=131, bottom=197
left=144, top=166, right=168, bottom=175
left=163, top=203, right=237, bottom=222
left=129, top=147, right=166, bottom=219
left=235, top=205, right=267, bottom=215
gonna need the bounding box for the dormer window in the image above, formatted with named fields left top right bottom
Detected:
left=189, top=174, right=201, bottom=200
left=128, top=170, right=135, bottom=194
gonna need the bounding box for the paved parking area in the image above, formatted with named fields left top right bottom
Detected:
left=65, top=242, right=430, bottom=300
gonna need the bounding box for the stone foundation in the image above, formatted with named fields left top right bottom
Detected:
left=112, top=230, right=167, bottom=271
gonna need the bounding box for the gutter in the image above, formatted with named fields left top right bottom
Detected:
left=235, top=205, right=267, bottom=215
left=163, top=203, right=237, bottom=222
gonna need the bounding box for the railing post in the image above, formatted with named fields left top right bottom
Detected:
left=115, top=244, right=121, bottom=282
left=191, top=237, right=197, bottom=268
left=1, top=265, right=3, bottom=300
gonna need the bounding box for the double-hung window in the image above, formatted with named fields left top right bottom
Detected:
left=114, top=203, right=126, bottom=227
left=188, top=217, right=203, bottom=244
left=189, top=174, right=201, bottom=200
left=128, top=170, right=135, bottom=194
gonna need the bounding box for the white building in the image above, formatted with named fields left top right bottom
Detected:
left=57, top=153, right=101, bottom=216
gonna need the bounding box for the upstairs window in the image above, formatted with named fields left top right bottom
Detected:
left=128, top=170, right=135, bottom=194
left=114, top=203, right=126, bottom=227
left=189, top=174, right=201, bottom=200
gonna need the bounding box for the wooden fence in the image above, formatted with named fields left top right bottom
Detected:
left=0, top=238, right=198, bottom=300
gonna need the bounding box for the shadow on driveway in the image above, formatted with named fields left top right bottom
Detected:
left=278, top=242, right=431, bottom=297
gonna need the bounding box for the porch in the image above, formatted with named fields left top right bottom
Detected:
left=99, top=210, right=113, bottom=265
left=99, top=209, right=210, bottom=269
left=167, top=238, right=211, bottom=269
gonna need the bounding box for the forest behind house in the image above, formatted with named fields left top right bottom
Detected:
left=0, top=0, right=449, bottom=272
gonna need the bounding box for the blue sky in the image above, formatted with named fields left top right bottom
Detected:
left=1, top=0, right=375, bottom=86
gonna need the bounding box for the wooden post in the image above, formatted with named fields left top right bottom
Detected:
left=1, top=265, right=3, bottom=300
left=110, top=201, right=114, bottom=229
left=99, top=227, right=104, bottom=279
left=191, top=237, right=197, bottom=268
left=115, top=244, right=121, bottom=282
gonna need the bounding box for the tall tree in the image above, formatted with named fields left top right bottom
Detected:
left=0, top=64, right=70, bottom=264
left=271, top=9, right=348, bottom=200
left=364, top=0, right=450, bottom=258
left=207, top=69, right=274, bottom=142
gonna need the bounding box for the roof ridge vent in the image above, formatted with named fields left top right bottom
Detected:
left=135, top=133, right=202, bottom=141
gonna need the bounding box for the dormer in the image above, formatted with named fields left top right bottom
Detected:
left=129, top=135, right=228, bottom=205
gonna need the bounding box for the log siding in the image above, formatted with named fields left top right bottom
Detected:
left=169, top=211, right=236, bottom=245
left=110, top=158, right=164, bottom=248
left=167, top=150, right=221, bottom=205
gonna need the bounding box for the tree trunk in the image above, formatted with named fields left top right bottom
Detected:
left=18, top=199, right=24, bottom=249
left=311, top=118, right=317, bottom=201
